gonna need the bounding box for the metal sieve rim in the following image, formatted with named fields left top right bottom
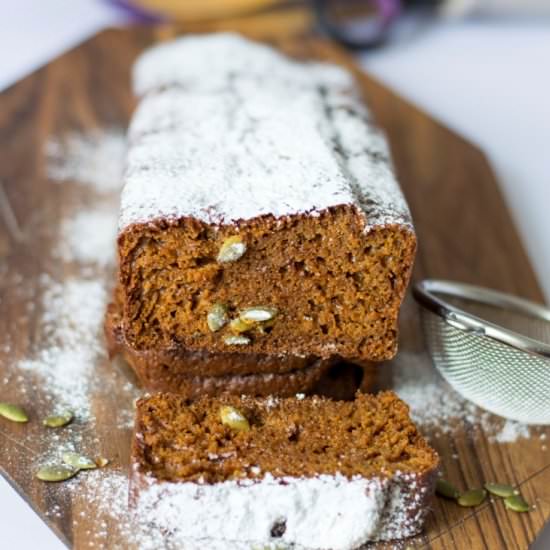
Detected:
left=413, top=279, right=550, bottom=359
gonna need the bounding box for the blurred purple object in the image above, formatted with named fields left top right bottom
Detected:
left=314, top=0, right=403, bottom=49
left=106, top=0, right=165, bottom=23
left=379, top=0, right=402, bottom=24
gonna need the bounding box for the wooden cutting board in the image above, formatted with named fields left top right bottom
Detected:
left=0, top=26, right=548, bottom=550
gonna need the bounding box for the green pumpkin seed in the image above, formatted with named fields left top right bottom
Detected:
left=239, top=307, right=278, bottom=323
left=207, top=303, right=229, bottom=332
left=223, top=334, right=251, bottom=346
left=0, top=402, right=29, bottom=423
left=220, top=405, right=250, bottom=432
left=217, top=236, right=246, bottom=263
left=504, top=494, right=530, bottom=513
left=36, top=464, right=78, bottom=482
left=458, top=488, right=487, bottom=507
left=436, top=478, right=460, bottom=500
left=484, top=482, right=516, bottom=498
left=43, top=410, right=73, bottom=428
left=62, top=452, right=97, bottom=470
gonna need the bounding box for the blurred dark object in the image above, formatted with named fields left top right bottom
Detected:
left=314, top=0, right=440, bottom=49
left=314, top=0, right=402, bottom=49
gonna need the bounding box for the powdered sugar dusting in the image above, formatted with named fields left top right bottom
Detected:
left=18, top=279, right=106, bottom=415
left=133, top=33, right=353, bottom=97
left=46, top=128, right=126, bottom=193
left=12, top=130, right=126, bottom=417
left=495, top=419, right=531, bottom=443
left=17, top=276, right=108, bottom=417
left=131, top=470, right=429, bottom=549
left=55, top=208, right=119, bottom=267
left=1, top=128, right=141, bottom=548
left=120, top=33, right=411, bottom=231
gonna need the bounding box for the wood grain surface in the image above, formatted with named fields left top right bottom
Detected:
left=0, top=26, right=548, bottom=550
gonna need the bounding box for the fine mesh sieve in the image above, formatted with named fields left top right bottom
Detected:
left=413, top=280, right=550, bottom=425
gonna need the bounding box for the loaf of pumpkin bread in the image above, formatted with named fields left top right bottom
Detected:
left=118, top=33, right=416, bottom=363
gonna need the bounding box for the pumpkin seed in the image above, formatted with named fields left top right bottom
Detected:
left=36, top=464, right=78, bottom=482
left=0, top=402, right=29, bottom=423
left=95, top=457, right=109, bottom=468
left=457, top=488, right=487, bottom=507
left=207, top=303, right=229, bottom=332
left=484, top=482, right=516, bottom=498
left=220, top=406, right=250, bottom=432
left=239, top=307, right=278, bottom=323
left=217, top=236, right=246, bottom=263
left=436, top=478, right=460, bottom=500
left=504, top=494, right=530, bottom=513
left=229, top=317, right=254, bottom=334
left=223, top=335, right=251, bottom=346
left=43, top=410, right=73, bottom=428
left=62, top=452, right=97, bottom=470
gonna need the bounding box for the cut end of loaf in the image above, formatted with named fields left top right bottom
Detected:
left=132, top=391, right=437, bottom=483
left=118, top=206, right=416, bottom=360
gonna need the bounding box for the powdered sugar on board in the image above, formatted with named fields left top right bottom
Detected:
left=18, top=276, right=109, bottom=417
left=121, top=33, right=412, bottom=231
left=46, top=128, right=126, bottom=194
left=10, top=128, right=128, bottom=419
left=0, top=127, right=145, bottom=549
left=54, top=207, right=119, bottom=267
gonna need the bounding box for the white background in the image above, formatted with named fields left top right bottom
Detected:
left=0, top=1, right=549, bottom=548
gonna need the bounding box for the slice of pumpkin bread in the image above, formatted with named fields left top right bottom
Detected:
left=130, top=391, right=438, bottom=549
left=105, top=298, right=376, bottom=398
